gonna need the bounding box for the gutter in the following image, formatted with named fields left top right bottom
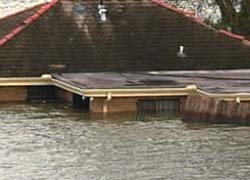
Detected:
left=1, top=75, right=250, bottom=101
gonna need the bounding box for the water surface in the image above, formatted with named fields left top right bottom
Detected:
left=0, top=104, right=250, bottom=180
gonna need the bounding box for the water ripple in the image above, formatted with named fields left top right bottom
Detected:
left=0, top=104, right=250, bottom=179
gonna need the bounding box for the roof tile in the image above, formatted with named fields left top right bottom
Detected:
left=0, top=0, right=250, bottom=77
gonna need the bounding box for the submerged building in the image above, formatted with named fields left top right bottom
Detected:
left=0, top=0, right=250, bottom=120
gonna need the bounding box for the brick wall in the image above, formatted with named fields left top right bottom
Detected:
left=0, top=87, right=27, bottom=102
left=90, top=97, right=137, bottom=113
left=90, top=96, right=186, bottom=113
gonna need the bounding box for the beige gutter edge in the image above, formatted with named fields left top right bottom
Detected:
left=50, top=75, right=197, bottom=97
left=51, top=77, right=195, bottom=97
left=1, top=75, right=250, bottom=100
left=196, top=89, right=250, bottom=101
left=50, top=76, right=84, bottom=96
left=51, top=76, right=250, bottom=100
left=0, top=76, right=52, bottom=86
left=81, top=88, right=194, bottom=97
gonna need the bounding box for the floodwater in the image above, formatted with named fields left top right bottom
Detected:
left=1, top=104, right=250, bottom=179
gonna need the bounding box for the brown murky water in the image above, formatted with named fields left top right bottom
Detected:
left=0, top=103, right=250, bottom=179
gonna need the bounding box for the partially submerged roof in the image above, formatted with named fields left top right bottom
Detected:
left=0, top=0, right=250, bottom=77
left=52, top=70, right=250, bottom=93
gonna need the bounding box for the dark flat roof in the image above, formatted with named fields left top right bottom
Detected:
left=52, top=70, right=250, bottom=93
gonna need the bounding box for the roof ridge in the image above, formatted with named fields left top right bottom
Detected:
left=0, top=0, right=60, bottom=47
left=151, top=0, right=250, bottom=47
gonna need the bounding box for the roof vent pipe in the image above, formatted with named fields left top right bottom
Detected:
left=98, top=0, right=108, bottom=22
left=177, top=45, right=187, bottom=58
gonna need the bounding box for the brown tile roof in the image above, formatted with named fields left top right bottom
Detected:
left=0, top=0, right=250, bottom=77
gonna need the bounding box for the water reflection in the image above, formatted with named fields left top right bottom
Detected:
left=0, top=103, right=250, bottom=179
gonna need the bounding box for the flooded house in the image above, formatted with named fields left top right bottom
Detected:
left=3, top=1, right=250, bottom=178
left=1, top=0, right=250, bottom=122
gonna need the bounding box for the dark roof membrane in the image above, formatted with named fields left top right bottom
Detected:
left=0, top=0, right=250, bottom=77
